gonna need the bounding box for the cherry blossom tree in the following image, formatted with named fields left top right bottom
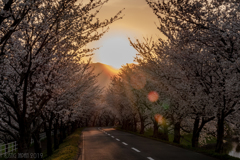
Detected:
left=0, top=0, right=43, bottom=60
left=139, top=0, right=240, bottom=152
left=105, top=69, right=139, bottom=131
left=107, top=64, right=168, bottom=134
left=0, top=0, right=122, bottom=157
left=130, top=36, right=222, bottom=146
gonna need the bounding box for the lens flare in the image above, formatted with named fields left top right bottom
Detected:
left=154, top=114, right=163, bottom=124
left=148, top=91, right=159, bottom=102
left=130, top=73, right=146, bottom=90
left=162, top=102, right=169, bottom=110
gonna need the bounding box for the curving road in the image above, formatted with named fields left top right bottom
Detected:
left=82, top=127, right=217, bottom=160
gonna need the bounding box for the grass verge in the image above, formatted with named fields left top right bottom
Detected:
left=44, top=128, right=82, bottom=160
left=115, top=128, right=240, bottom=160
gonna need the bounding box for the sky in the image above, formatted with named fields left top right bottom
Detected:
left=81, top=0, right=163, bottom=69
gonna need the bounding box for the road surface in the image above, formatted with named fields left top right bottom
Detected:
left=82, top=127, right=217, bottom=160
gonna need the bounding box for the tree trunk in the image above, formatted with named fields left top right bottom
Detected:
left=139, top=118, right=145, bottom=134
left=111, top=116, right=115, bottom=126
left=32, top=132, right=42, bottom=160
left=44, top=122, right=53, bottom=157
left=46, top=129, right=52, bottom=156
left=121, top=120, right=124, bottom=129
left=192, top=116, right=215, bottom=148
left=59, top=120, right=63, bottom=144
left=67, top=125, right=71, bottom=135
left=192, top=116, right=200, bottom=147
left=93, top=115, right=97, bottom=126
left=77, top=120, right=82, bottom=128
left=162, top=119, right=169, bottom=141
left=122, top=120, right=126, bottom=130
left=62, top=124, right=66, bottom=139
left=133, top=117, right=137, bottom=132
left=126, top=119, right=130, bottom=130
left=71, top=121, right=76, bottom=133
left=17, top=124, right=32, bottom=160
left=5, top=142, right=8, bottom=154
left=99, top=119, right=102, bottom=127
left=215, top=116, right=224, bottom=153
left=85, top=118, right=88, bottom=127
left=54, top=120, right=59, bottom=150
left=173, top=122, right=181, bottom=144
left=17, top=137, right=30, bottom=160
left=192, top=132, right=200, bottom=148
left=106, top=119, right=109, bottom=126
left=153, top=120, right=159, bottom=138
left=17, top=121, right=31, bottom=160
left=69, top=124, right=72, bottom=135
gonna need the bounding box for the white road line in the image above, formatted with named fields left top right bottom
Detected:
left=122, top=142, right=128, bottom=145
left=116, top=139, right=120, bottom=141
left=131, top=147, right=140, bottom=152
left=111, top=136, right=114, bottom=138
left=147, top=157, right=154, bottom=160
left=108, top=134, right=110, bottom=136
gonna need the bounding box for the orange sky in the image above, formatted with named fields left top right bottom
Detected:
left=80, top=0, right=164, bottom=69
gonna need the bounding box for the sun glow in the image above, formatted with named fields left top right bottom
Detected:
left=95, top=36, right=137, bottom=69
left=104, top=64, right=119, bottom=75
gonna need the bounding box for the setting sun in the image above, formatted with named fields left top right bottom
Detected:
left=94, top=35, right=137, bottom=69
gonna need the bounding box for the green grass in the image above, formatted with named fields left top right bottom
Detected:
left=140, top=128, right=192, bottom=146
left=206, top=136, right=217, bottom=144
left=0, top=157, right=5, bottom=160
left=0, top=143, right=17, bottom=160
left=0, top=143, right=15, bottom=154
left=143, top=128, right=215, bottom=148
left=144, top=128, right=154, bottom=137
left=180, top=134, right=192, bottom=146
left=0, top=145, right=4, bottom=159
left=44, top=128, right=82, bottom=160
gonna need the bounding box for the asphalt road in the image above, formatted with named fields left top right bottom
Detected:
left=82, top=127, right=217, bottom=160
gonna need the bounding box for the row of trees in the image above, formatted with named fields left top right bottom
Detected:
left=105, top=0, right=240, bottom=153
left=0, top=0, right=122, bottom=159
